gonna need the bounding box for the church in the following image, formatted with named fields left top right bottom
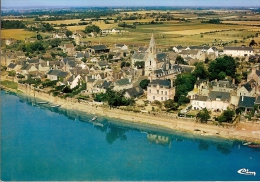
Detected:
left=144, top=34, right=184, bottom=78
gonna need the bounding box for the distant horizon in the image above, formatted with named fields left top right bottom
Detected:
left=2, top=0, right=260, bottom=8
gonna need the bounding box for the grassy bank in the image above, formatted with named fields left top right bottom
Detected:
left=1, top=80, right=18, bottom=90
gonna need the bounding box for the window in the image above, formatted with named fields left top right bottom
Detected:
left=161, top=91, right=163, bottom=95
left=165, top=91, right=167, bottom=95
left=157, top=90, right=159, bottom=94
left=149, top=89, right=151, bottom=93
left=165, top=97, right=167, bottom=100
left=161, top=97, right=163, bottom=101
left=153, top=96, right=155, bottom=99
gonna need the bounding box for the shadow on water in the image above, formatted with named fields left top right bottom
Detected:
left=14, top=92, right=241, bottom=154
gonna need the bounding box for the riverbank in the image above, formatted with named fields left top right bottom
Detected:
left=2, top=82, right=260, bottom=143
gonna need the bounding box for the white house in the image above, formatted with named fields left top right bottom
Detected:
left=223, top=46, right=254, bottom=57
left=67, top=75, right=83, bottom=89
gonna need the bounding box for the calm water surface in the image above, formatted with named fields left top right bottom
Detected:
left=1, top=90, right=260, bottom=181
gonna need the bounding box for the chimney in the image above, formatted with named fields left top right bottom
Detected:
left=171, top=79, right=173, bottom=88
left=47, top=60, right=49, bottom=66
left=232, top=78, right=235, bottom=84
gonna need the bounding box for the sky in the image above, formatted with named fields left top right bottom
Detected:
left=1, top=0, right=260, bottom=7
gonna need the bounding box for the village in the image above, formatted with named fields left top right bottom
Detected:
left=2, top=25, right=260, bottom=127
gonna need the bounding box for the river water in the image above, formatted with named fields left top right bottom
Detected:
left=1, top=90, right=260, bottom=181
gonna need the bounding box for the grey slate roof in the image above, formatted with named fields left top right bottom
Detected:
left=63, top=57, right=76, bottom=64
left=242, top=83, right=253, bottom=92
left=190, top=46, right=209, bottom=50
left=91, top=45, right=108, bottom=51
left=97, top=61, right=108, bottom=67
left=193, top=95, right=208, bottom=101
left=138, top=46, right=148, bottom=52
left=132, top=52, right=146, bottom=60
left=209, top=79, right=235, bottom=89
left=149, top=79, right=171, bottom=87
left=157, top=53, right=167, bottom=62
left=21, top=64, right=32, bottom=70
left=238, top=96, right=255, bottom=108
left=125, top=86, right=144, bottom=98
left=115, top=78, right=130, bottom=86
left=7, top=63, right=16, bottom=69
left=224, top=46, right=253, bottom=51
left=209, top=91, right=230, bottom=101
left=28, top=59, right=39, bottom=64
left=47, top=69, right=69, bottom=78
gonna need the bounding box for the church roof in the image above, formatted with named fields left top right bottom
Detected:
left=149, top=33, right=156, bottom=48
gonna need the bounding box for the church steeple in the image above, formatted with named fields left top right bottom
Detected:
left=148, top=33, right=156, bottom=55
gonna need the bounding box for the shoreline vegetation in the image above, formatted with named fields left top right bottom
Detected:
left=1, top=79, right=260, bottom=143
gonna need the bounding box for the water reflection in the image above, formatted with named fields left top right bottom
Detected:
left=198, top=142, right=209, bottom=151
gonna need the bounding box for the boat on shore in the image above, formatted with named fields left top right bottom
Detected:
left=248, top=144, right=260, bottom=148
left=243, top=142, right=252, bottom=146
left=51, top=104, right=61, bottom=108
left=37, top=101, right=48, bottom=104
left=92, top=116, right=97, bottom=121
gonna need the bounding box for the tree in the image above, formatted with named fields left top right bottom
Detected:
left=121, top=61, right=130, bottom=68
left=217, top=109, right=235, bottom=123
left=36, top=33, right=43, bottom=40
left=192, top=62, right=208, bottom=79
left=139, top=79, right=150, bottom=89
left=134, top=61, right=145, bottom=68
left=196, top=108, right=211, bottom=123
left=164, top=99, right=179, bottom=111
left=65, top=30, right=73, bottom=38
left=81, top=57, right=87, bottom=63
left=174, top=73, right=196, bottom=103
left=208, top=55, right=236, bottom=81
left=175, top=55, right=188, bottom=65
left=50, top=38, right=62, bottom=48
left=84, top=25, right=100, bottom=34
left=249, top=39, right=258, bottom=47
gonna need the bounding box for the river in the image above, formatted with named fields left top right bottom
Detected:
left=1, top=90, right=260, bottom=181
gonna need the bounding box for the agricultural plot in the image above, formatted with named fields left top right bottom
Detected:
left=1, top=29, right=36, bottom=40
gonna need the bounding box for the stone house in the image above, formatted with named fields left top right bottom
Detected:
left=124, top=86, right=144, bottom=99
left=237, top=81, right=256, bottom=97
left=46, top=69, right=69, bottom=81
left=113, top=78, right=132, bottom=91
left=147, top=79, right=175, bottom=102
left=61, top=44, right=75, bottom=56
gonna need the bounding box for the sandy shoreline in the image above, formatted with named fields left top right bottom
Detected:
left=2, top=82, right=260, bottom=143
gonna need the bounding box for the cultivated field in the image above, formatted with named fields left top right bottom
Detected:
left=2, top=9, right=260, bottom=49
left=1, top=29, right=36, bottom=40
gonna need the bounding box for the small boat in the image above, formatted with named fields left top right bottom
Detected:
left=92, top=116, right=97, bottom=121
left=243, top=142, right=252, bottom=146
left=37, top=101, right=48, bottom=104
left=51, top=104, right=61, bottom=108
left=248, top=144, right=260, bottom=148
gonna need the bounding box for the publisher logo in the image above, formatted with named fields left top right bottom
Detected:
left=238, top=168, right=256, bottom=176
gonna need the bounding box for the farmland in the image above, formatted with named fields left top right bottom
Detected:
left=1, top=8, right=260, bottom=49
